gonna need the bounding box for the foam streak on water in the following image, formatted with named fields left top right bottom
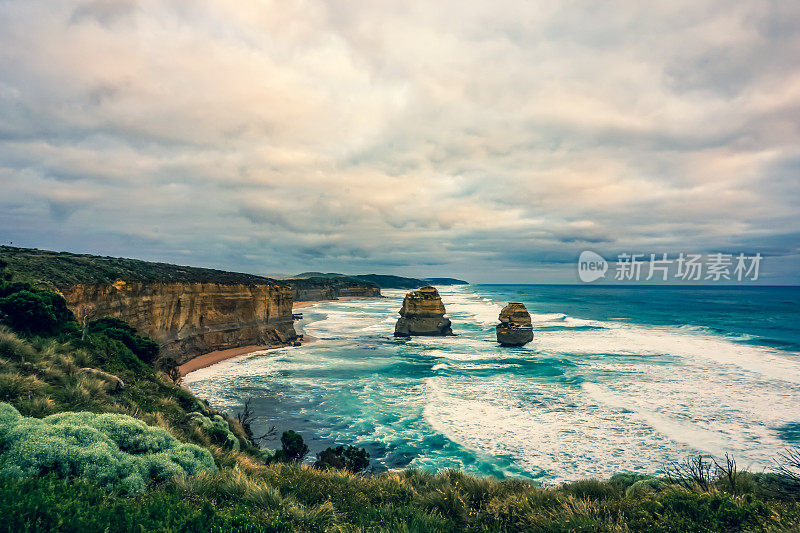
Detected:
left=183, top=285, right=800, bottom=483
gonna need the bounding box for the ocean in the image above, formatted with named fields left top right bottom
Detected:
left=183, top=285, right=800, bottom=484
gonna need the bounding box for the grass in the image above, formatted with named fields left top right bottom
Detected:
left=2, top=462, right=799, bottom=532
left=0, top=246, right=381, bottom=298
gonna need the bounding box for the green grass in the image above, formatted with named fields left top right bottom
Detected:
left=0, top=475, right=290, bottom=533
left=2, top=462, right=799, bottom=532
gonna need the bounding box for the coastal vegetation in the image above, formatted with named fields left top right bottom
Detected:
left=0, top=273, right=799, bottom=530
left=292, top=272, right=468, bottom=290
left=0, top=246, right=278, bottom=290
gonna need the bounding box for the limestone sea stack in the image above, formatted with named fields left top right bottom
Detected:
left=394, top=286, right=454, bottom=337
left=496, top=302, right=533, bottom=346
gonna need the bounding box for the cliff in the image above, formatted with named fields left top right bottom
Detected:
left=0, top=246, right=296, bottom=362
left=289, top=276, right=381, bottom=302
left=61, top=281, right=295, bottom=363
left=394, top=286, right=453, bottom=336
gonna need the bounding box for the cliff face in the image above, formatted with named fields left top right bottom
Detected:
left=61, top=281, right=296, bottom=363
left=496, top=302, right=533, bottom=346
left=289, top=277, right=381, bottom=302
left=394, top=286, right=453, bottom=337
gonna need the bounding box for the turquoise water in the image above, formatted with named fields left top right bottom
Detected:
left=183, top=285, right=800, bottom=483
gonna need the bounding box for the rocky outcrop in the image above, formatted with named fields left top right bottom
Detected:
left=394, top=286, right=453, bottom=337
left=61, top=281, right=296, bottom=363
left=496, top=302, right=533, bottom=346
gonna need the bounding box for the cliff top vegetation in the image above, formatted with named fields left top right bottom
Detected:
left=292, top=272, right=468, bottom=289
left=0, top=246, right=284, bottom=289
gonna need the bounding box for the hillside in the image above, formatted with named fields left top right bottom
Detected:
left=423, top=277, right=469, bottom=286
left=292, top=272, right=469, bottom=289
left=0, top=246, right=281, bottom=290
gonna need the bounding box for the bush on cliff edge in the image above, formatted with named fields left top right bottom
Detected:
left=86, top=317, right=159, bottom=364
left=0, top=282, right=77, bottom=336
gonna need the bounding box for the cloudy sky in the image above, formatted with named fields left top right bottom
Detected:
left=1, top=1, right=798, bottom=283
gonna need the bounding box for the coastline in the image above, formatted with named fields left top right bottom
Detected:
left=293, top=295, right=374, bottom=309
left=179, top=295, right=378, bottom=376
left=179, top=343, right=290, bottom=376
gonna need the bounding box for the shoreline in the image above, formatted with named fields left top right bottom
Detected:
left=177, top=341, right=306, bottom=376
left=178, top=335, right=319, bottom=376
left=293, top=295, right=375, bottom=309
left=179, top=295, right=379, bottom=376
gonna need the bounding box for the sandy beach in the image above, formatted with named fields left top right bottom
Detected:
left=178, top=344, right=281, bottom=376
left=178, top=335, right=319, bottom=376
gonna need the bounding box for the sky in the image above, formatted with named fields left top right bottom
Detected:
left=0, top=1, right=798, bottom=284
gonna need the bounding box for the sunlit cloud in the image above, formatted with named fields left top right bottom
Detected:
left=0, top=0, right=798, bottom=282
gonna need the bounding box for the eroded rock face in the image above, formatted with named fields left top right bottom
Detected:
left=496, top=302, right=533, bottom=346
left=61, top=281, right=296, bottom=363
left=290, top=278, right=381, bottom=302
left=394, top=286, right=453, bottom=337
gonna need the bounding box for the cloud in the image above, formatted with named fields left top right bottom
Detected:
left=0, top=0, right=798, bottom=282
left=70, top=0, right=139, bottom=26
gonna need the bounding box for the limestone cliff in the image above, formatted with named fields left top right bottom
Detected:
left=394, top=286, right=453, bottom=337
left=61, top=281, right=296, bottom=363
left=289, top=276, right=381, bottom=302
left=496, top=302, right=533, bottom=346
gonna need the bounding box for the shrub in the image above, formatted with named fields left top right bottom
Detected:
left=87, top=318, right=159, bottom=364
left=0, top=282, right=76, bottom=336
left=0, top=402, right=216, bottom=493
left=188, top=412, right=240, bottom=451
left=626, top=477, right=665, bottom=498
left=273, top=431, right=308, bottom=463
left=79, top=333, right=148, bottom=375
left=0, top=291, right=58, bottom=335
left=658, top=490, right=773, bottom=530
left=315, top=445, right=370, bottom=474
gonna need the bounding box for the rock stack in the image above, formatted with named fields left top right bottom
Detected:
left=496, top=302, right=533, bottom=346
left=394, top=286, right=454, bottom=337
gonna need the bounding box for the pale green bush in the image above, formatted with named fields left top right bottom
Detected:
left=0, top=402, right=216, bottom=493
left=625, top=477, right=665, bottom=498
left=187, top=411, right=240, bottom=451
